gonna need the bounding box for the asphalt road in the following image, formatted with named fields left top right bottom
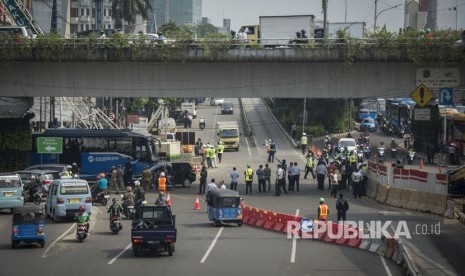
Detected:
left=0, top=98, right=417, bottom=276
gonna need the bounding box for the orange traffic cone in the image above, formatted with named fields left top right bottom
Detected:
left=166, top=193, right=172, bottom=206
left=194, top=196, right=201, bottom=210
left=419, top=159, right=424, bottom=169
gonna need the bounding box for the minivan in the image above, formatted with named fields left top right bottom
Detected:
left=0, top=173, right=24, bottom=213
left=0, top=26, right=33, bottom=38
left=45, top=179, right=92, bottom=222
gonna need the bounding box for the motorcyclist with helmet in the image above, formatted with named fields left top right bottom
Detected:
left=107, top=198, right=123, bottom=225
left=74, top=205, right=90, bottom=233
left=28, top=175, right=42, bottom=198
left=122, top=186, right=135, bottom=210
left=71, top=162, right=80, bottom=177
left=133, top=180, right=145, bottom=209
left=199, top=116, right=205, bottom=130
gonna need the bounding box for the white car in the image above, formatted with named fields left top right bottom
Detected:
left=338, top=138, right=357, bottom=153
left=210, top=98, right=224, bottom=106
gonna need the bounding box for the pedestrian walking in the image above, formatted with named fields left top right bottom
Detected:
left=292, top=162, right=301, bottom=191
left=304, top=156, right=315, bottom=179
left=300, top=133, right=308, bottom=155
left=141, top=166, right=152, bottom=193
left=230, top=167, right=239, bottom=191
left=124, top=158, right=133, bottom=186
left=330, top=169, right=339, bottom=198
left=291, top=122, right=297, bottom=140
left=210, top=145, right=218, bottom=168
left=317, top=198, right=329, bottom=221
left=244, top=164, right=254, bottom=195
left=206, top=144, right=212, bottom=168
left=264, top=163, right=272, bottom=191
left=315, top=161, right=327, bottom=190
left=110, top=166, right=119, bottom=194
left=217, top=142, right=225, bottom=163
left=116, top=164, right=125, bottom=192
left=268, top=140, right=276, bottom=163
left=287, top=162, right=294, bottom=191
left=256, top=164, right=266, bottom=193
left=339, top=160, right=348, bottom=190
left=336, top=193, right=349, bottom=222
left=351, top=167, right=363, bottom=198
left=200, top=145, right=206, bottom=166
left=199, top=165, right=207, bottom=194
left=275, top=164, right=285, bottom=196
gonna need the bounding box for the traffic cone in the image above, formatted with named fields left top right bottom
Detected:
left=419, top=159, right=424, bottom=169
left=194, top=196, right=201, bottom=210
left=166, top=193, right=172, bottom=206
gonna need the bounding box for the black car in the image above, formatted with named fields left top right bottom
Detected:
left=221, top=102, right=234, bottom=114
left=134, top=162, right=196, bottom=188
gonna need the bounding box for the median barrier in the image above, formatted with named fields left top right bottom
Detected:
left=386, top=187, right=401, bottom=207
left=366, top=178, right=379, bottom=199
left=376, top=184, right=389, bottom=204
left=263, top=212, right=276, bottom=230
left=322, top=222, right=338, bottom=243
left=425, top=194, right=438, bottom=214
left=406, top=190, right=420, bottom=210
left=384, top=238, right=398, bottom=259
left=248, top=208, right=258, bottom=226
left=432, top=194, right=447, bottom=215
left=398, top=189, right=411, bottom=208
left=346, top=228, right=362, bottom=248
left=369, top=236, right=387, bottom=256
left=255, top=210, right=267, bottom=228
left=335, top=224, right=352, bottom=246
left=242, top=205, right=250, bottom=224
left=273, top=214, right=286, bottom=232
left=417, top=191, right=430, bottom=213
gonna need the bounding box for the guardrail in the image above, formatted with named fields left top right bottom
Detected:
left=238, top=98, right=252, bottom=137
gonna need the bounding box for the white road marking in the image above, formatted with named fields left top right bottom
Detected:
left=290, top=209, right=300, bottom=263
left=41, top=223, right=76, bottom=258
left=210, top=106, right=219, bottom=144
left=245, top=136, right=252, bottom=157
left=108, top=243, right=132, bottom=265
left=200, top=227, right=224, bottom=263
left=253, top=134, right=261, bottom=160
left=380, top=255, right=393, bottom=276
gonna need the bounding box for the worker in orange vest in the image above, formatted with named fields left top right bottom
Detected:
left=158, top=172, right=167, bottom=192
left=317, top=197, right=329, bottom=221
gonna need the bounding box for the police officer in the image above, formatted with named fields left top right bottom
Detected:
left=217, top=142, right=225, bottom=163
left=244, top=164, right=254, bottom=195
left=300, top=133, right=308, bottom=155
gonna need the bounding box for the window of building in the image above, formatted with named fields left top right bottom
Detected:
left=108, top=9, right=111, bottom=16
left=86, top=24, right=89, bottom=30
left=103, top=9, right=106, bottom=16
left=86, top=9, right=90, bottom=16
left=71, top=8, right=78, bottom=17
left=81, top=8, right=84, bottom=16
left=92, top=24, right=95, bottom=29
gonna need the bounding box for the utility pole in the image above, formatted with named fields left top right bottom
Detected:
left=345, top=0, right=347, bottom=23
left=374, top=0, right=378, bottom=33
left=323, top=0, right=328, bottom=39
left=302, top=98, right=306, bottom=134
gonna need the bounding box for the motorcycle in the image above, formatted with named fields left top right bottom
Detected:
left=110, top=215, right=122, bottom=235
left=76, top=223, right=88, bottom=242
left=199, top=122, right=205, bottom=130
left=407, top=150, right=415, bottom=165
left=391, top=147, right=397, bottom=158
left=92, top=189, right=109, bottom=206
left=24, top=189, right=42, bottom=205
left=357, top=149, right=364, bottom=163
left=364, top=144, right=371, bottom=159
left=403, top=134, right=411, bottom=149
left=121, top=195, right=136, bottom=219
left=378, top=146, right=386, bottom=162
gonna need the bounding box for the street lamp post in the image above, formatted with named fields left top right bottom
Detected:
left=374, top=0, right=402, bottom=32
left=345, top=0, right=347, bottom=23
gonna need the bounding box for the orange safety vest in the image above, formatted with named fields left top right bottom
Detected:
left=158, top=177, right=166, bottom=192
left=319, top=204, right=328, bottom=220
left=267, top=145, right=270, bottom=153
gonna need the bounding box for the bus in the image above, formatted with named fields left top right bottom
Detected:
left=385, top=98, right=416, bottom=133
left=30, top=129, right=160, bottom=181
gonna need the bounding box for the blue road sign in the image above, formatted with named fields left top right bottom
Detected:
left=439, top=88, right=454, bottom=106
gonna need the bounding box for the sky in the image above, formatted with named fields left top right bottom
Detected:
left=202, top=0, right=406, bottom=33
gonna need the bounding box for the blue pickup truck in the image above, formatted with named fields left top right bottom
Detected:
left=131, top=205, right=177, bottom=256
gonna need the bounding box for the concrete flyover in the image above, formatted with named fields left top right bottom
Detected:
left=0, top=47, right=464, bottom=98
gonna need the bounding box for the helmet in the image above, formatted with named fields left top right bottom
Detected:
left=160, top=172, right=165, bottom=177
left=302, top=133, right=306, bottom=136
left=78, top=205, right=86, bottom=212
left=112, top=198, right=117, bottom=204
left=219, top=141, right=223, bottom=145
left=126, top=186, right=132, bottom=192
left=134, top=180, right=140, bottom=186
left=247, top=164, right=251, bottom=168
left=72, top=163, right=77, bottom=167
left=319, top=198, right=325, bottom=203
left=392, top=138, right=395, bottom=141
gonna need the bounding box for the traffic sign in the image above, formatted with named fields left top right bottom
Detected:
left=411, top=83, right=434, bottom=108
left=439, top=87, right=454, bottom=106
left=37, top=137, right=63, bottom=154
left=109, top=113, right=115, bottom=120
left=414, top=108, right=431, bottom=121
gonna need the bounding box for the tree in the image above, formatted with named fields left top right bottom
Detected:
left=111, top=0, right=152, bottom=32
left=196, top=23, right=218, bottom=38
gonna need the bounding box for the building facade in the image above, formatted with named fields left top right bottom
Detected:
left=69, top=0, right=114, bottom=35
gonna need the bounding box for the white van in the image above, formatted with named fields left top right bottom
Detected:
left=0, top=26, right=33, bottom=38
left=181, top=102, right=197, bottom=118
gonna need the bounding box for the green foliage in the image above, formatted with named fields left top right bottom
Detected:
left=196, top=23, right=219, bottom=38
left=0, top=118, right=31, bottom=172
left=111, top=0, right=152, bottom=31
left=201, top=33, right=232, bottom=57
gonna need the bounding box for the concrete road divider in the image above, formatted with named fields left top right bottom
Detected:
left=248, top=208, right=258, bottom=226
left=255, top=210, right=267, bottom=228
left=376, top=184, right=389, bottom=204
left=398, top=189, right=411, bottom=208
left=263, top=212, right=276, bottom=230
left=386, top=187, right=401, bottom=206
left=417, top=191, right=430, bottom=212
left=366, top=179, right=379, bottom=199
left=406, top=190, right=420, bottom=210
left=432, top=194, right=447, bottom=215
left=273, top=215, right=285, bottom=232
